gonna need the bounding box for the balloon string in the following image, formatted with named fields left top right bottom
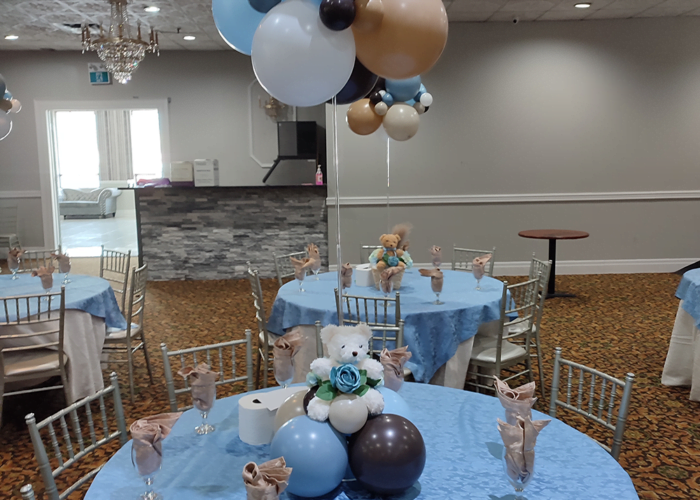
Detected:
left=386, top=137, right=391, bottom=233
left=333, top=96, right=343, bottom=326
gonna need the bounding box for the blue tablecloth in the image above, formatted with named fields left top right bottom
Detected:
left=677, top=269, right=700, bottom=329
left=85, top=383, right=638, bottom=500
left=267, top=270, right=509, bottom=383
left=0, top=274, right=127, bottom=330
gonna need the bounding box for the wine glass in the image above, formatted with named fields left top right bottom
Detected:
left=433, top=292, right=443, bottom=305
left=380, top=278, right=393, bottom=297
left=40, top=275, right=53, bottom=302
left=296, top=271, right=305, bottom=293
left=274, top=359, right=294, bottom=389
left=502, top=451, right=534, bottom=500
left=475, top=278, right=482, bottom=291
left=312, top=268, right=320, bottom=281
left=193, top=382, right=216, bottom=435
left=62, top=270, right=71, bottom=285
left=131, top=444, right=163, bottom=500
left=9, top=258, right=19, bottom=280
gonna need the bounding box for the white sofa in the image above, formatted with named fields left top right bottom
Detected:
left=59, top=188, right=121, bottom=219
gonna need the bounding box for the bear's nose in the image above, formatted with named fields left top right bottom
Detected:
left=352, top=351, right=358, bottom=357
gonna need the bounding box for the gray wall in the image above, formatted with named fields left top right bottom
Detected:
left=327, top=17, right=700, bottom=270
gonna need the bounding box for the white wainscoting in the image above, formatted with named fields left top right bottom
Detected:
left=0, top=191, right=42, bottom=199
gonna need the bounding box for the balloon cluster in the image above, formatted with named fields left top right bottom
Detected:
left=271, top=386, right=426, bottom=497
left=348, top=74, right=434, bottom=141
left=0, top=74, right=21, bottom=141
left=212, top=0, right=447, bottom=137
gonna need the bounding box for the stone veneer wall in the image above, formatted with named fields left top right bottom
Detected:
left=136, top=186, right=328, bottom=280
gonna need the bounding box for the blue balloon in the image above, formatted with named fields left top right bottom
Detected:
left=382, top=92, right=394, bottom=106
left=212, top=0, right=268, bottom=56
left=0, top=74, right=5, bottom=98
left=378, top=386, right=413, bottom=422
left=386, top=76, right=422, bottom=103
left=284, top=0, right=322, bottom=4
left=414, top=83, right=427, bottom=101
left=249, top=0, right=281, bottom=13
left=4, top=90, right=12, bottom=100
left=271, top=416, right=348, bottom=497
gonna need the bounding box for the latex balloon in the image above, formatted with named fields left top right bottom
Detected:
left=4, top=90, right=12, bottom=100
left=252, top=0, right=356, bottom=107
left=9, top=99, right=21, bottom=114
left=353, top=0, right=384, bottom=33
left=333, top=58, right=378, bottom=105
left=320, top=0, right=356, bottom=31
left=347, top=98, right=383, bottom=135
left=0, top=100, right=11, bottom=113
left=381, top=92, right=394, bottom=106
left=374, top=101, right=388, bottom=116
left=413, top=102, right=426, bottom=115
left=303, top=385, right=319, bottom=414
left=329, top=394, right=368, bottom=434
left=348, top=414, right=426, bottom=495
left=271, top=416, right=348, bottom=497
left=414, top=83, right=427, bottom=101
left=353, top=0, right=448, bottom=79
left=386, top=76, right=422, bottom=103
left=0, top=74, right=5, bottom=98
left=274, top=389, right=308, bottom=431
left=0, top=114, right=12, bottom=141
left=377, top=386, right=413, bottom=420
left=212, top=0, right=266, bottom=55
left=249, top=0, right=280, bottom=13
left=420, top=92, right=434, bottom=107
left=383, top=103, right=420, bottom=141
left=368, top=91, right=382, bottom=105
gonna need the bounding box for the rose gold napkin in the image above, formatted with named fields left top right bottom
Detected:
left=419, top=268, right=444, bottom=294
left=130, top=412, right=182, bottom=477
left=472, top=254, right=492, bottom=281
left=430, top=246, right=442, bottom=268
left=50, top=251, right=71, bottom=274
left=495, top=378, right=537, bottom=426
left=306, top=243, right=322, bottom=273
left=272, top=331, right=304, bottom=384
left=380, top=267, right=402, bottom=293
left=7, top=247, right=24, bottom=268
left=242, top=457, right=292, bottom=500
left=178, top=364, right=219, bottom=412
left=341, top=263, right=353, bottom=289
left=497, top=416, right=550, bottom=483
left=31, top=266, right=55, bottom=289
left=380, top=346, right=412, bottom=391
left=290, top=257, right=310, bottom=281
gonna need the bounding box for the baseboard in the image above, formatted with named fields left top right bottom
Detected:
left=329, top=258, right=697, bottom=275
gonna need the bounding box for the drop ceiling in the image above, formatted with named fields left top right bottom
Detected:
left=1, top=0, right=699, bottom=51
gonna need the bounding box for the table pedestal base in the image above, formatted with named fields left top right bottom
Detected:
left=546, top=291, right=577, bottom=299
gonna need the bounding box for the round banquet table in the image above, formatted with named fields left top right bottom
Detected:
left=266, top=269, right=511, bottom=385
left=0, top=273, right=127, bottom=402
left=84, top=383, right=638, bottom=500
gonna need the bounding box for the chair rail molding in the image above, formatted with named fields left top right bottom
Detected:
left=326, top=190, right=700, bottom=206
left=0, top=191, right=42, bottom=199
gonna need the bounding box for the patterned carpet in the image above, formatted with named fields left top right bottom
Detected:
left=1, top=272, right=698, bottom=499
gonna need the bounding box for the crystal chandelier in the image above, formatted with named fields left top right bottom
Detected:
left=81, top=0, right=159, bottom=84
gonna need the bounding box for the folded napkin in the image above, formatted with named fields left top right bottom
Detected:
left=340, top=263, right=353, bottom=289
left=419, top=268, right=444, bottom=294
left=495, top=378, right=537, bottom=426
left=306, top=243, right=322, bottom=273
left=272, top=331, right=304, bottom=385
left=50, top=251, right=71, bottom=274
left=130, top=412, right=182, bottom=477
left=290, top=257, right=310, bottom=281
left=380, top=267, right=402, bottom=293
left=472, top=254, right=492, bottom=281
left=380, top=346, right=412, bottom=391
left=430, top=245, right=442, bottom=268
left=497, top=416, right=550, bottom=484
left=242, top=457, right=292, bottom=500
left=31, top=266, right=55, bottom=289
left=7, top=247, right=24, bottom=268
left=178, top=364, right=219, bottom=412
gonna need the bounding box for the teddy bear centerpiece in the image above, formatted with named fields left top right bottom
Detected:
left=369, top=223, right=413, bottom=291
left=306, top=324, right=385, bottom=432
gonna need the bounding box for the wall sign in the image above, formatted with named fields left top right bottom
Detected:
left=88, top=63, right=111, bottom=85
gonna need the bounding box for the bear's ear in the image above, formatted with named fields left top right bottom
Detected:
left=380, top=234, right=387, bottom=240
left=320, top=325, right=339, bottom=345
left=357, top=323, right=373, bottom=341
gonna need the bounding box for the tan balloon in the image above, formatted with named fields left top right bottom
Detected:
left=328, top=394, right=368, bottom=434
left=347, top=98, right=383, bottom=136
left=274, top=389, right=309, bottom=432
left=352, top=0, right=448, bottom=80
left=383, top=103, right=420, bottom=141
left=353, top=0, right=384, bottom=33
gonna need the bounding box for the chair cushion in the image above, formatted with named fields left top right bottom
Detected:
left=4, top=349, right=60, bottom=377
left=471, top=337, right=527, bottom=364
left=507, top=323, right=536, bottom=335
left=106, top=323, right=141, bottom=339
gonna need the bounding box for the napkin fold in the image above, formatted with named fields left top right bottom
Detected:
left=472, top=254, right=492, bottom=281
left=31, top=266, right=55, bottom=290
left=178, top=364, right=219, bottom=412
left=340, top=263, right=353, bottom=289
left=272, top=331, right=304, bottom=385
left=242, top=457, right=292, bottom=500
left=130, top=412, right=182, bottom=477
left=380, top=267, right=402, bottom=293
left=497, top=416, right=550, bottom=484
left=7, top=247, right=24, bottom=268
left=306, top=243, right=322, bottom=273
left=50, top=251, right=71, bottom=274
left=380, top=346, right=412, bottom=391
left=290, top=257, right=310, bottom=281
left=495, top=377, right=537, bottom=426
left=419, top=268, right=444, bottom=294
left=430, top=245, right=442, bottom=268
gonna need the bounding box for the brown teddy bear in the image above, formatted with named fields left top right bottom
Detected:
left=375, top=224, right=411, bottom=271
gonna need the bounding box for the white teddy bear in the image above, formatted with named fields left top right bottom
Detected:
left=307, top=324, right=385, bottom=422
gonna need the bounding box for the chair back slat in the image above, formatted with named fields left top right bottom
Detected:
left=452, top=245, right=496, bottom=276
left=58, top=415, right=74, bottom=460
left=273, top=251, right=307, bottom=287
left=335, top=288, right=403, bottom=354
left=84, top=403, right=97, bottom=446
left=47, top=423, right=64, bottom=468
left=359, top=245, right=382, bottom=264
left=20, top=484, right=36, bottom=500
left=18, top=249, right=60, bottom=273
left=100, top=246, right=131, bottom=311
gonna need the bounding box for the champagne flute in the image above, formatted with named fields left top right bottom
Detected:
left=274, top=357, right=294, bottom=389
left=295, top=270, right=306, bottom=293
left=502, top=451, right=534, bottom=500
left=40, top=275, right=53, bottom=302
left=380, top=278, right=394, bottom=298
left=193, top=382, right=216, bottom=435
left=9, top=257, right=19, bottom=280
left=312, top=268, right=320, bottom=281
left=131, top=444, right=163, bottom=500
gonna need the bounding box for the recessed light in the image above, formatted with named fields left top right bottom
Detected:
left=183, top=35, right=196, bottom=41
left=4, top=35, right=19, bottom=40
left=144, top=6, right=160, bottom=12
left=574, top=2, right=592, bottom=7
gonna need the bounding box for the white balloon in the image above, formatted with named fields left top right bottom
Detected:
left=383, top=103, right=420, bottom=142
left=252, top=0, right=356, bottom=107
left=9, top=99, right=21, bottom=114
left=0, top=113, right=12, bottom=141
left=420, top=92, right=433, bottom=107
left=328, top=394, right=368, bottom=434
left=374, top=101, right=388, bottom=116
left=413, top=102, right=426, bottom=115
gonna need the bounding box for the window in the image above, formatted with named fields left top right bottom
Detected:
left=55, top=111, right=100, bottom=189
left=130, top=109, right=163, bottom=179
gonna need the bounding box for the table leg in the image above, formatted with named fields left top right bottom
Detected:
left=546, top=238, right=576, bottom=299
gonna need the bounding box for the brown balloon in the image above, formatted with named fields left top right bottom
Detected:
left=353, top=0, right=384, bottom=33
left=0, top=99, right=11, bottom=113
left=303, top=385, right=319, bottom=414
left=352, top=0, right=448, bottom=80
left=348, top=414, right=426, bottom=495
left=347, top=98, right=383, bottom=136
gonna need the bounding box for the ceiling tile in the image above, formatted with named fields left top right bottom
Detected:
left=449, top=11, right=495, bottom=20
left=448, top=0, right=508, bottom=12
left=488, top=9, right=548, bottom=19
left=499, top=0, right=557, bottom=12
left=538, top=9, right=590, bottom=18
left=585, top=6, right=650, bottom=15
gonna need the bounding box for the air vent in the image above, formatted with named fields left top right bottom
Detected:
left=53, top=22, right=100, bottom=34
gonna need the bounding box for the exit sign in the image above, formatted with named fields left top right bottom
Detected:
left=88, top=63, right=111, bottom=85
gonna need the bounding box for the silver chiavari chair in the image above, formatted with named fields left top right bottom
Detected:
left=99, top=246, right=131, bottom=312
left=1, top=287, right=69, bottom=428
left=549, top=347, right=635, bottom=461
left=359, top=244, right=382, bottom=264
left=20, top=484, right=36, bottom=499
left=102, top=264, right=154, bottom=403
left=22, top=372, right=127, bottom=500
left=18, top=248, right=61, bottom=273
left=452, top=245, right=496, bottom=276
left=273, top=250, right=306, bottom=287
left=247, top=262, right=278, bottom=389
left=335, top=288, right=404, bottom=355
left=467, top=276, right=540, bottom=393
left=529, top=255, right=552, bottom=392
left=161, top=331, right=254, bottom=412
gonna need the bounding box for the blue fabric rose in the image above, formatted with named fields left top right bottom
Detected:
left=387, top=256, right=399, bottom=267
left=330, top=364, right=362, bottom=394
